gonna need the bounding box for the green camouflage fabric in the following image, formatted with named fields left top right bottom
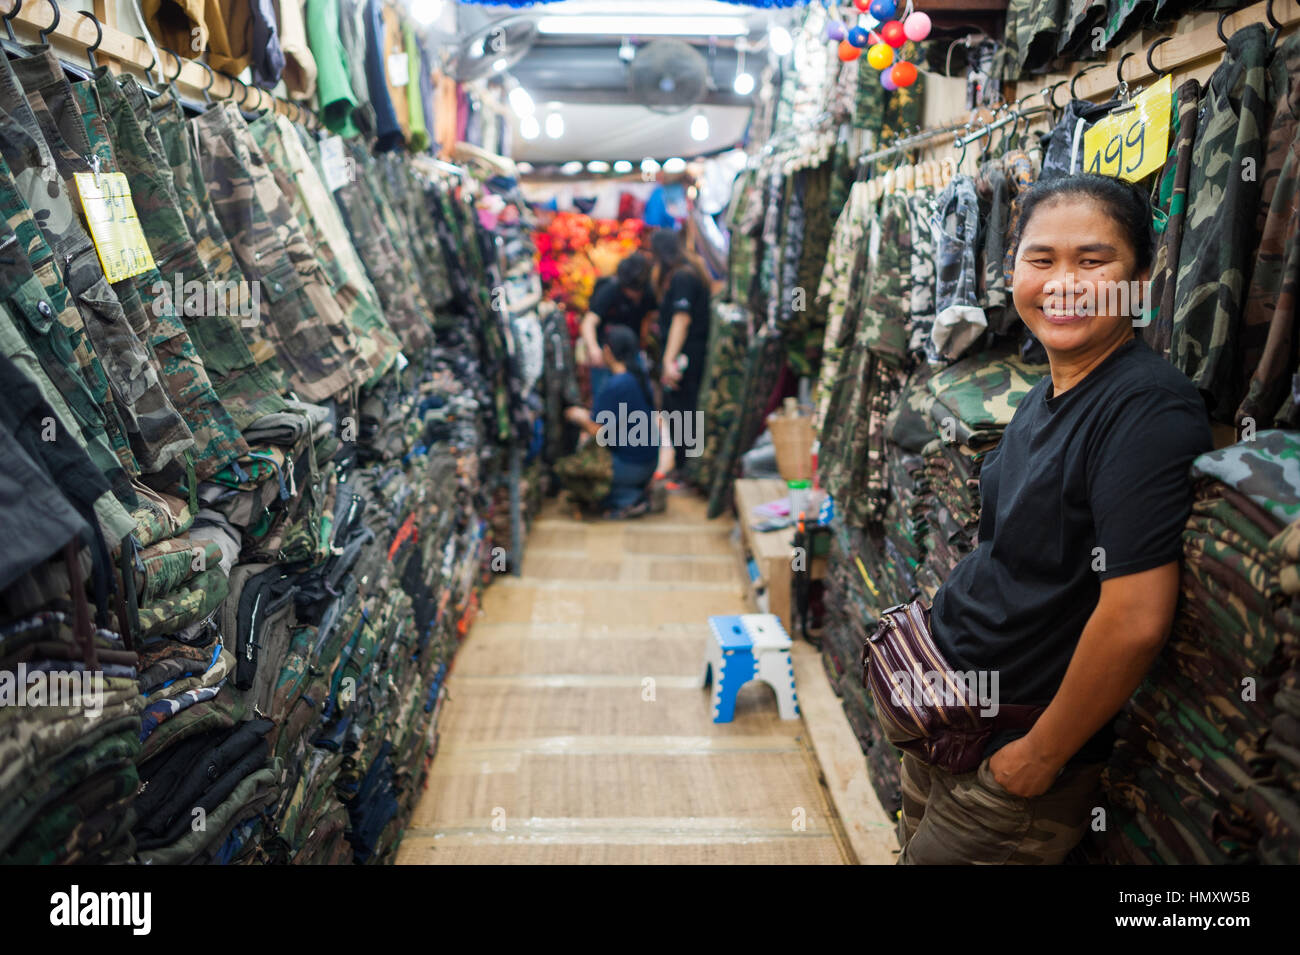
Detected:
left=24, top=67, right=245, bottom=483
left=1190, top=430, right=1300, bottom=525
left=689, top=301, right=749, bottom=490
left=0, top=761, right=138, bottom=864
left=149, top=88, right=292, bottom=406
left=999, top=150, right=1037, bottom=291
left=858, top=192, right=913, bottom=366
left=378, top=152, right=448, bottom=319
left=0, top=209, right=139, bottom=526
left=814, top=181, right=869, bottom=433
left=248, top=113, right=400, bottom=387
left=0, top=94, right=194, bottom=475
left=1236, top=32, right=1300, bottom=432
left=329, top=141, right=434, bottom=353
left=1013, top=0, right=1067, bottom=75
left=926, top=349, right=1050, bottom=432
left=789, top=160, right=833, bottom=375
left=1144, top=78, right=1202, bottom=359
left=978, top=163, right=1011, bottom=334
left=136, top=565, right=231, bottom=639
left=1170, top=24, right=1270, bottom=423
left=996, top=0, right=1027, bottom=80
left=554, top=439, right=612, bottom=511
left=363, top=144, right=438, bottom=350
left=129, top=491, right=193, bottom=549
left=1059, top=0, right=1106, bottom=58
left=906, top=190, right=938, bottom=358
left=191, top=100, right=368, bottom=403
left=134, top=537, right=224, bottom=603
left=539, top=304, right=581, bottom=467
left=707, top=325, right=786, bottom=518
left=1100, top=0, right=1155, bottom=50
left=136, top=761, right=278, bottom=866
left=895, top=749, right=1103, bottom=864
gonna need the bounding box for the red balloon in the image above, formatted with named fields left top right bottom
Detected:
left=838, top=39, right=862, bottom=61
left=890, top=60, right=918, bottom=87
left=853, top=0, right=871, bottom=11
left=880, top=20, right=906, bottom=48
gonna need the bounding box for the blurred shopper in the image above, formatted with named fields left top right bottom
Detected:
left=649, top=229, right=711, bottom=475
left=581, top=252, right=654, bottom=398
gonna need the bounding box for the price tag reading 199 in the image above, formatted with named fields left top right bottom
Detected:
left=1082, top=74, right=1173, bottom=184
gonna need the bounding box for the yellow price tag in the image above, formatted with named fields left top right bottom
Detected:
left=73, top=172, right=157, bottom=284
left=1082, top=74, right=1173, bottom=183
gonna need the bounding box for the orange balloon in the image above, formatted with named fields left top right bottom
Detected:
left=891, top=60, right=918, bottom=87
left=838, top=39, right=862, bottom=61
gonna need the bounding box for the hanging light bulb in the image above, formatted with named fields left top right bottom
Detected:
left=519, top=115, right=540, bottom=139
left=545, top=112, right=564, bottom=138
left=663, top=157, right=687, bottom=174
left=613, top=160, right=633, bottom=174
left=508, top=85, right=535, bottom=117
left=587, top=160, right=610, bottom=173
left=410, top=0, right=443, bottom=27
left=560, top=161, right=583, bottom=175
left=690, top=112, right=709, bottom=142
left=733, top=39, right=754, bottom=96
left=641, top=157, right=660, bottom=175
left=769, top=24, right=793, bottom=57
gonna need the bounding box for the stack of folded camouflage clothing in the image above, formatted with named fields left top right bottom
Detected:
left=1103, top=431, right=1300, bottom=864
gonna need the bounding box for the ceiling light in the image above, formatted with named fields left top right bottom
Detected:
left=613, top=160, right=633, bottom=174
left=640, top=157, right=660, bottom=174
left=409, top=0, right=443, bottom=27
left=618, top=39, right=635, bottom=62
left=545, top=112, right=564, bottom=138
left=561, top=161, right=584, bottom=175
left=689, top=113, right=709, bottom=142
left=587, top=160, right=611, bottom=173
left=492, top=58, right=508, bottom=73
left=770, top=25, right=793, bottom=56
left=733, top=72, right=754, bottom=95
left=519, top=115, right=540, bottom=139
left=517, top=162, right=534, bottom=175
left=536, top=15, right=747, bottom=37
left=663, top=157, right=686, bottom=173
left=508, top=86, right=535, bottom=117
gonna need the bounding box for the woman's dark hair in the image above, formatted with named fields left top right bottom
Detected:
left=1014, top=173, right=1154, bottom=275
left=616, top=252, right=650, bottom=292
left=604, top=324, right=654, bottom=407
left=649, top=227, right=707, bottom=290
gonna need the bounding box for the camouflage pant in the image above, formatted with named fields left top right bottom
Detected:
left=896, top=750, right=1103, bottom=864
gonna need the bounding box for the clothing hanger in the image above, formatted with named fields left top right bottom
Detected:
left=78, top=9, right=100, bottom=69
left=1113, top=50, right=1137, bottom=104
left=1070, top=62, right=1106, bottom=101
left=1217, top=10, right=1231, bottom=46
left=1146, top=36, right=1173, bottom=79
left=1265, top=0, right=1282, bottom=50
left=194, top=58, right=215, bottom=105
left=36, top=0, right=56, bottom=45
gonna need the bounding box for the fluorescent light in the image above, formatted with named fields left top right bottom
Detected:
left=640, top=157, right=660, bottom=174
left=536, top=15, right=747, bottom=37
left=492, top=58, right=508, bottom=73
left=733, top=72, right=754, bottom=95
left=690, top=113, right=709, bottom=142
left=545, top=112, right=564, bottom=138
left=587, top=160, right=611, bottom=173
left=613, top=160, right=633, bottom=174
left=561, top=161, right=584, bottom=175
left=663, top=157, right=686, bottom=173
left=519, top=115, right=540, bottom=139
left=410, top=0, right=443, bottom=27
left=517, top=162, right=534, bottom=174
left=508, top=86, right=535, bottom=117
left=770, top=25, right=793, bottom=56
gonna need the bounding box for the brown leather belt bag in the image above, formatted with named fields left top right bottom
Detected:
left=862, top=599, right=1043, bottom=774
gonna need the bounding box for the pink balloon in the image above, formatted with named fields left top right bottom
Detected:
left=880, top=70, right=898, bottom=91
left=903, top=12, right=932, bottom=42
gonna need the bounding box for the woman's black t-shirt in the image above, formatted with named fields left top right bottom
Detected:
left=659, top=269, right=711, bottom=378
left=930, top=336, right=1213, bottom=763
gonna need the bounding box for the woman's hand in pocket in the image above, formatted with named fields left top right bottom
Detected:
left=987, top=734, right=1062, bottom=798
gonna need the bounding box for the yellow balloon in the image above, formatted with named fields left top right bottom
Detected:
left=866, top=43, right=895, bottom=70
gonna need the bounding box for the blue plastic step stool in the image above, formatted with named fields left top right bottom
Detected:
left=699, top=613, right=799, bottom=722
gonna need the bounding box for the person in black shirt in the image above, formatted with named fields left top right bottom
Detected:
left=581, top=253, right=654, bottom=399
left=894, top=175, right=1213, bottom=864
left=650, top=229, right=712, bottom=473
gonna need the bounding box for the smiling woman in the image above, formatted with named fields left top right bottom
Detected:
left=874, top=174, right=1216, bottom=865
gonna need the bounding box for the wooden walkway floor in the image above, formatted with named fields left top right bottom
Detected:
left=398, top=492, right=893, bottom=864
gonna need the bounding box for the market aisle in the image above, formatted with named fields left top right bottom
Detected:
left=397, top=493, right=850, bottom=864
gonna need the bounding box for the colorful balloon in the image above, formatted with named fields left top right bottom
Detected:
left=866, top=43, right=895, bottom=71
left=868, top=0, right=897, bottom=20
left=890, top=60, right=918, bottom=87
left=847, top=26, right=870, bottom=48
left=879, top=20, right=905, bottom=48
left=853, top=0, right=871, bottom=11
left=880, top=70, right=898, bottom=91
left=903, top=12, right=932, bottom=42
left=837, top=39, right=862, bottom=61
left=825, top=19, right=846, bottom=42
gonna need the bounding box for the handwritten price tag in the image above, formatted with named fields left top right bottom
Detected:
left=74, top=172, right=157, bottom=283
left=1083, top=74, right=1173, bottom=183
